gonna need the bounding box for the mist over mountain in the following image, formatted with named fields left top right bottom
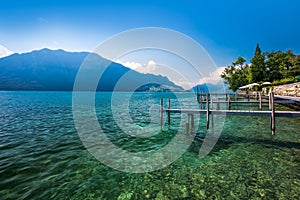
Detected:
left=190, top=83, right=230, bottom=93
left=0, top=49, right=183, bottom=91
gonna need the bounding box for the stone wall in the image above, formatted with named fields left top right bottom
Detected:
left=272, top=82, right=300, bottom=97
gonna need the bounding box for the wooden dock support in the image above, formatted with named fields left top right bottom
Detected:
left=206, top=94, right=210, bottom=129
left=196, top=87, right=200, bottom=103
left=211, top=95, right=214, bottom=128
left=268, top=92, right=272, bottom=110
left=186, top=117, right=189, bottom=133
left=186, top=113, right=195, bottom=133
left=259, top=92, right=262, bottom=110
left=167, top=99, right=171, bottom=125
left=228, top=93, right=231, bottom=110
left=189, top=113, right=195, bottom=130
left=160, top=99, right=163, bottom=129
left=200, top=92, right=203, bottom=109
left=270, top=92, right=275, bottom=135
left=159, top=90, right=300, bottom=135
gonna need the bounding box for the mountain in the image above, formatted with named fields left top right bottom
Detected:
left=0, top=45, right=14, bottom=58
left=191, top=83, right=230, bottom=93
left=0, top=49, right=183, bottom=91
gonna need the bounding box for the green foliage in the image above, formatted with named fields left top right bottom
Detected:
left=221, top=44, right=300, bottom=90
left=265, top=51, right=286, bottom=81
left=254, top=43, right=262, bottom=56
left=250, top=44, right=266, bottom=83
left=278, top=77, right=295, bottom=85
left=272, top=80, right=280, bottom=86
left=221, top=56, right=251, bottom=92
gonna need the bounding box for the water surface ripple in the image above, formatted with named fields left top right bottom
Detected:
left=0, top=91, right=299, bottom=199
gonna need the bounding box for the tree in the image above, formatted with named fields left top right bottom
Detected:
left=286, top=50, right=300, bottom=77
left=220, top=45, right=300, bottom=91
left=254, top=43, right=261, bottom=56
left=265, top=50, right=296, bottom=82
left=221, top=56, right=251, bottom=92
left=250, top=44, right=266, bottom=82
left=265, top=51, right=284, bottom=81
left=294, top=55, right=300, bottom=77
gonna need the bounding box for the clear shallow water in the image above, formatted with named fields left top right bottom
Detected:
left=0, top=91, right=299, bottom=199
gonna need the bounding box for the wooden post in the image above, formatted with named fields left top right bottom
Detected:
left=167, top=98, right=171, bottom=125
left=269, top=92, right=271, bottom=110
left=226, top=93, right=228, bottom=101
left=186, top=116, right=189, bottom=134
left=187, top=113, right=195, bottom=132
left=271, top=92, right=275, bottom=135
left=160, top=99, right=163, bottom=129
left=200, top=92, right=203, bottom=108
left=228, top=93, right=231, bottom=110
left=190, top=114, right=195, bottom=130
left=248, top=91, right=250, bottom=101
left=196, top=87, right=199, bottom=103
left=206, top=93, right=210, bottom=129
left=211, top=95, right=214, bottom=128
left=217, top=97, right=220, bottom=110
left=259, top=92, right=262, bottom=110
left=235, top=93, right=237, bottom=101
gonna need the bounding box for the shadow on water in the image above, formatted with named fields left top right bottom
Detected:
left=188, top=131, right=300, bottom=156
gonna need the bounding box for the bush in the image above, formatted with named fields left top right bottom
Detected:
left=279, top=77, right=295, bottom=85
left=272, top=80, right=280, bottom=86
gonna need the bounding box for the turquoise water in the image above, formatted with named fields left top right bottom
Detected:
left=0, top=91, right=299, bottom=199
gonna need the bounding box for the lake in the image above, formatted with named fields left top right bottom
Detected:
left=0, top=91, right=299, bottom=199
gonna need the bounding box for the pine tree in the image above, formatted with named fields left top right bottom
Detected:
left=250, top=44, right=266, bottom=83
left=254, top=43, right=261, bottom=56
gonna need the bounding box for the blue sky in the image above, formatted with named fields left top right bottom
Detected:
left=0, top=0, right=299, bottom=67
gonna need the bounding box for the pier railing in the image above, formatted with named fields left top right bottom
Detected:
left=160, top=92, right=300, bottom=135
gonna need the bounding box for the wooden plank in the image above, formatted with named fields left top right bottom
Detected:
left=164, top=109, right=300, bottom=117
left=197, top=101, right=293, bottom=104
left=274, top=95, right=300, bottom=103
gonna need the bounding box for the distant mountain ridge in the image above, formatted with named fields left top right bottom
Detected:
left=0, top=49, right=183, bottom=91
left=191, top=83, right=230, bottom=93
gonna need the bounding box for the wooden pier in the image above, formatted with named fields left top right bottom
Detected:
left=160, top=92, right=300, bottom=135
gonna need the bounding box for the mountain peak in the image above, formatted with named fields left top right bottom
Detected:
left=0, top=45, right=14, bottom=58
left=0, top=49, right=183, bottom=91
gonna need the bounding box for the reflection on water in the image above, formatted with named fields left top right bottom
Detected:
left=0, top=91, right=299, bottom=199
